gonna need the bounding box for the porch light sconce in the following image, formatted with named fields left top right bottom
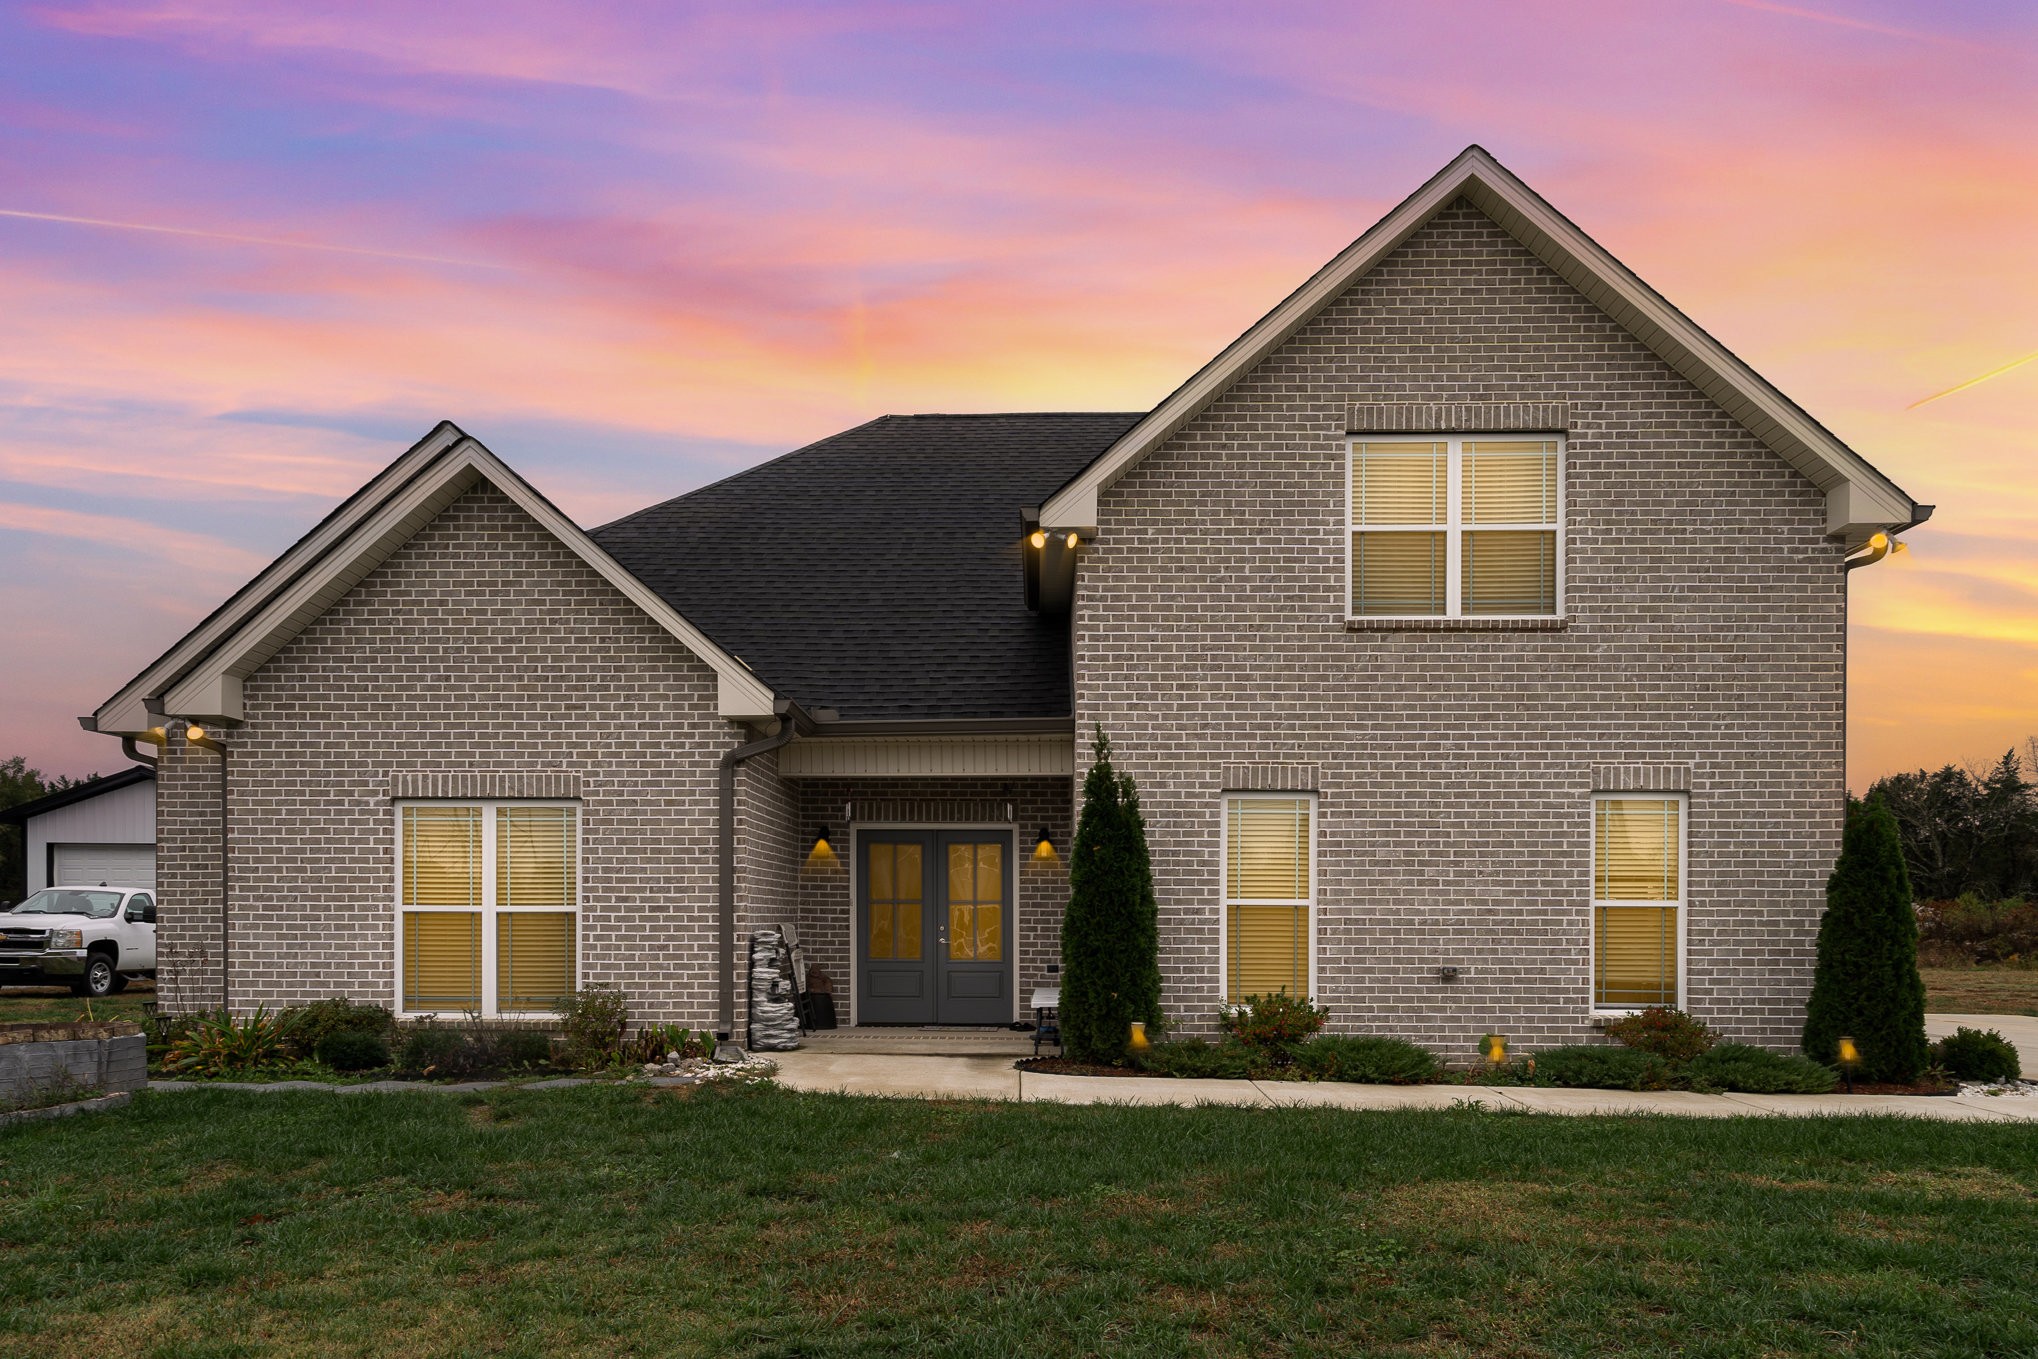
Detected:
left=808, top=826, right=835, bottom=863
left=1032, top=827, right=1056, bottom=862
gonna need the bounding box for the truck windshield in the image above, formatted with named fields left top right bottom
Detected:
left=11, top=889, right=123, bottom=919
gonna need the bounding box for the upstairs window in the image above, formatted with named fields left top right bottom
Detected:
left=1348, top=436, right=1562, bottom=618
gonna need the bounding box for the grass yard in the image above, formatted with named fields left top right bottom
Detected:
left=1920, top=966, right=2038, bottom=1017
left=0, top=980, right=152, bottom=1026
left=4, top=1086, right=2037, bottom=1358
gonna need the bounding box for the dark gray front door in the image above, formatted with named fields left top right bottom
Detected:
left=858, top=831, right=1013, bottom=1025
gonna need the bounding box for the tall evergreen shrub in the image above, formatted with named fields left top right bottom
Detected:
left=1059, top=729, right=1162, bottom=1062
left=1802, top=797, right=1930, bottom=1082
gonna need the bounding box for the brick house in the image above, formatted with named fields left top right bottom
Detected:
left=89, top=147, right=1924, bottom=1055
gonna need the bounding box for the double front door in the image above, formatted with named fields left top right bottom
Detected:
left=858, top=831, right=1013, bottom=1025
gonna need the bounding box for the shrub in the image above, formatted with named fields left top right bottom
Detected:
left=1136, top=1039, right=1265, bottom=1080
left=394, top=1022, right=473, bottom=1077
left=314, top=1029, right=391, bottom=1072
left=559, top=984, right=630, bottom=1070
left=1685, top=1043, right=1837, bottom=1094
left=1932, top=1027, right=2022, bottom=1083
left=1059, top=729, right=1163, bottom=1063
left=1605, top=1007, right=1718, bottom=1063
left=1220, top=992, right=1328, bottom=1054
left=163, top=1007, right=297, bottom=1076
left=492, top=1029, right=557, bottom=1070
left=1803, top=798, right=1931, bottom=1083
left=1292, top=1035, right=1440, bottom=1085
left=628, top=1023, right=713, bottom=1065
left=282, top=997, right=393, bottom=1059
left=1531, top=1044, right=1672, bottom=1091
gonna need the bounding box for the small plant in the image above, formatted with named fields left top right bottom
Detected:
left=627, top=1023, right=713, bottom=1065
left=1683, top=1043, right=1838, bottom=1094
left=1291, top=1035, right=1441, bottom=1085
left=1605, top=1007, right=1718, bottom=1063
left=1135, top=1038, right=1267, bottom=1079
left=492, top=1029, right=556, bottom=1070
left=163, top=1007, right=298, bottom=1077
left=394, top=1021, right=472, bottom=1077
left=559, top=984, right=631, bottom=1070
left=1531, top=1044, right=1671, bottom=1091
left=1219, top=992, right=1328, bottom=1055
left=1932, top=1027, right=2022, bottom=1083
left=314, top=1030, right=391, bottom=1072
left=282, top=997, right=393, bottom=1060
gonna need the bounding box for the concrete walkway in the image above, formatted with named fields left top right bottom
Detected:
left=770, top=1050, right=2038, bottom=1122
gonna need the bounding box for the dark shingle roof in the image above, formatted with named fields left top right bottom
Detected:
left=590, top=413, right=1141, bottom=722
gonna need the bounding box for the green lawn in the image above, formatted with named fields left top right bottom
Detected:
left=1921, top=966, right=2038, bottom=1017
left=4, top=1085, right=2036, bottom=1358
left=0, top=980, right=152, bottom=1026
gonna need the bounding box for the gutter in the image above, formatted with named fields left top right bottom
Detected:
left=717, top=699, right=812, bottom=1051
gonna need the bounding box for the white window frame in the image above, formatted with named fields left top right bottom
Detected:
left=1587, top=792, right=1687, bottom=1017
left=1216, top=792, right=1319, bottom=1005
left=391, top=799, right=583, bottom=1020
left=1345, top=434, right=1565, bottom=620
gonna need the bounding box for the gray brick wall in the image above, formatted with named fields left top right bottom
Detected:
left=165, top=483, right=773, bottom=1028
left=1074, top=199, right=1846, bottom=1056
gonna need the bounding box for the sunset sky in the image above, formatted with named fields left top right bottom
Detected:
left=1, top=1, right=2033, bottom=791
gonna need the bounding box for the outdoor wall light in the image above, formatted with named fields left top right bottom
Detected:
left=1028, top=530, right=1046, bottom=550
left=1033, top=828, right=1056, bottom=861
left=808, top=826, right=834, bottom=863
left=1064, top=531, right=1080, bottom=549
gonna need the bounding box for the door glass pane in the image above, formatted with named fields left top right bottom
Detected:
left=974, top=843, right=1002, bottom=963
left=948, top=844, right=976, bottom=961
left=403, top=910, right=480, bottom=1011
left=402, top=806, right=480, bottom=906
left=497, top=911, right=576, bottom=1013
left=868, top=842, right=922, bottom=962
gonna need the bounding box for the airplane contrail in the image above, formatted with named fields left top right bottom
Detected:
left=1908, top=350, right=2038, bottom=410
left=0, top=207, right=505, bottom=269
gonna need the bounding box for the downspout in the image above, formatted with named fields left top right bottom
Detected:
left=717, top=699, right=809, bottom=1049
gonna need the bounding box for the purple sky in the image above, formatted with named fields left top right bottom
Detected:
left=3, top=1, right=2035, bottom=788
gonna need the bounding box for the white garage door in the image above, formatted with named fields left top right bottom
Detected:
left=51, top=843, right=155, bottom=890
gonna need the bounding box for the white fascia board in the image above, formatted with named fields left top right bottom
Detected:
left=1041, top=146, right=1918, bottom=538
left=134, top=433, right=778, bottom=730
left=95, top=423, right=469, bottom=735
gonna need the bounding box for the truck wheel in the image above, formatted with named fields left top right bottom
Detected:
left=73, top=955, right=117, bottom=998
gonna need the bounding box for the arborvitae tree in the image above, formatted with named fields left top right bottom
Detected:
left=1803, top=797, right=1930, bottom=1082
left=1059, top=729, right=1162, bottom=1063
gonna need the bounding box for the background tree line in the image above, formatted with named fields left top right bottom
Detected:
left=1865, top=737, right=2038, bottom=903
left=1, top=756, right=101, bottom=904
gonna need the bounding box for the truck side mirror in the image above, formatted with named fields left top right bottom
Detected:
left=126, top=905, right=147, bottom=923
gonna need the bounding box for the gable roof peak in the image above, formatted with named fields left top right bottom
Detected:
left=1039, top=144, right=1918, bottom=546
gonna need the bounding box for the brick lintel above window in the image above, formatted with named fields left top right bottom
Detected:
left=1346, top=401, right=1570, bottom=435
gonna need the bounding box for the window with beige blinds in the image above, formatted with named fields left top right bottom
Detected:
left=1224, top=796, right=1313, bottom=1002
left=1348, top=434, right=1562, bottom=618
left=397, top=802, right=579, bottom=1016
left=1592, top=796, right=1683, bottom=1009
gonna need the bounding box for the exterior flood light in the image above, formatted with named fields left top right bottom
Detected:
left=1028, top=530, right=1046, bottom=550
left=1064, top=531, right=1080, bottom=549
left=185, top=725, right=206, bottom=742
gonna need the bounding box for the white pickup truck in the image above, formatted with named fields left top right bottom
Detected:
left=0, top=886, right=158, bottom=998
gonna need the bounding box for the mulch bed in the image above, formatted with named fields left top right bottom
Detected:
left=1845, top=1079, right=1960, bottom=1096
left=1015, top=1057, right=1150, bottom=1077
